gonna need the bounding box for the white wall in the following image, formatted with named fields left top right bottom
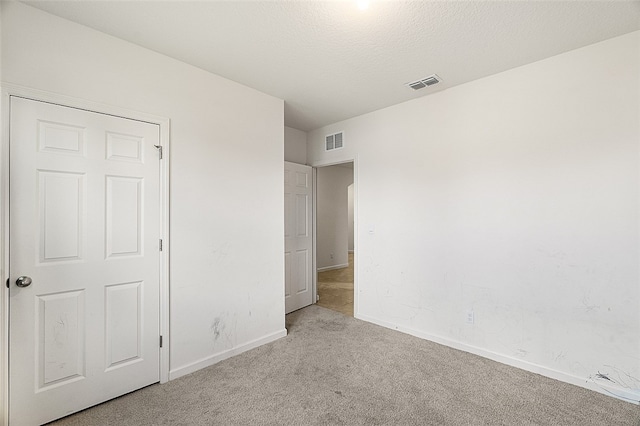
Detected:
left=284, top=126, right=307, bottom=164
left=317, top=165, right=353, bottom=270
left=1, top=1, right=285, bottom=384
left=308, top=31, right=640, bottom=401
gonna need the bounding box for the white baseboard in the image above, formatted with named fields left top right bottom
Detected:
left=168, top=328, right=287, bottom=380
left=355, top=313, right=640, bottom=405
left=317, top=263, right=349, bottom=272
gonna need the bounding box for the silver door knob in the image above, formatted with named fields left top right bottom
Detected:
left=16, top=276, right=32, bottom=288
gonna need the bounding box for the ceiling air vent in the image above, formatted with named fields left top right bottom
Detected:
left=406, top=74, right=441, bottom=91
left=325, top=132, right=344, bottom=151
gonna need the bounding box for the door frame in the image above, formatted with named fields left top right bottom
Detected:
left=311, top=157, right=358, bottom=317
left=0, top=83, right=171, bottom=425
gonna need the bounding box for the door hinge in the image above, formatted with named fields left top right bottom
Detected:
left=160, top=335, right=163, bottom=348
left=5, top=278, right=8, bottom=289
left=154, top=144, right=163, bottom=160
left=159, top=239, right=163, bottom=251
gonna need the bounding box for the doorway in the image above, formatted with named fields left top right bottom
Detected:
left=315, top=162, right=354, bottom=316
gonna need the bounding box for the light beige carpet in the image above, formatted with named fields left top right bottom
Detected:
left=51, top=305, right=640, bottom=425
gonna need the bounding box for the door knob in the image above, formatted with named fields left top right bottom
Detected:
left=16, top=276, right=32, bottom=288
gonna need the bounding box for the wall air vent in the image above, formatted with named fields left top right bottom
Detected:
left=325, top=131, right=344, bottom=151
left=406, top=74, right=441, bottom=91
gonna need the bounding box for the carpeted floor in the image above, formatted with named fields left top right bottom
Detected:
left=317, top=253, right=354, bottom=317
left=51, top=305, right=640, bottom=425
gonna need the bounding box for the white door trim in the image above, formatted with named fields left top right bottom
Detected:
left=312, top=167, right=317, bottom=304
left=0, top=83, right=171, bottom=426
left=310, top=157, right=358, bottom=318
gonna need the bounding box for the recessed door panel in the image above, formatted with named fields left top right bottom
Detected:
left=105, top=282, right=143, bottom=370
left=106, top=132, right=143, bottom=163
left=38, top=170, right=85, bottom=263
left=106, top=176, right=143, bottom=258
left=37, top=290, right=85, bottom=390
left=296, top=194, right=308, bottom=237
left=295, top=250, right=309, bottom=294
left=38, top=120, right=85, bottom=156
left=295, top=171, right=308, bottom=188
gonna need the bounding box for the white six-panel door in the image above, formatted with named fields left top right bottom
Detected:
left=284, top=162, right=313, bottom=314
left=9, top=97, right=161, bottom=425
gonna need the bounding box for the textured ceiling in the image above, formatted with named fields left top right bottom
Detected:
left=24, top=1, right=640, bottom=131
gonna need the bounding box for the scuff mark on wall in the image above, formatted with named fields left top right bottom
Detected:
left=588, top=366, right=640, bottom=403
left=210, top=317, right=224, bottom=341
left=209, top=242, right=233, bottom=263
left=514, top=349, right=528, bottom=358
left=209, top=312, right=238, bottom=350
left=580, top=289, right=600, bottom=313
left=595, top=372, right=614, bottom=382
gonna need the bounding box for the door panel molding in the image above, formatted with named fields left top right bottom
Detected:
left=0, top=83, right=171, bottom=426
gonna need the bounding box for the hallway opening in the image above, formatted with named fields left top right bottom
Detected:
left=315, top=162, right=354, bottom=316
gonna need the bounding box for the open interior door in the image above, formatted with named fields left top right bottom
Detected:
left=284, top=162, right=314, bottom=314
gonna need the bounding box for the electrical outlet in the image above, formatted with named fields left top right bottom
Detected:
left=466, top=310, right=475, bottom=324
left=330, top=253, right=334, bottom=259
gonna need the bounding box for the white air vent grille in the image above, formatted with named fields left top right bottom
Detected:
left=326, top=135, right=334, bottom=150
left=325, top=132, right=344, bottom=151
left=334, top=132, right=343, bottom=149
left=406, top=74, right=441, bottom=91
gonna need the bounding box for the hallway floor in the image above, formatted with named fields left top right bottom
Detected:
left=317, top=253, right=354, bottom=317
